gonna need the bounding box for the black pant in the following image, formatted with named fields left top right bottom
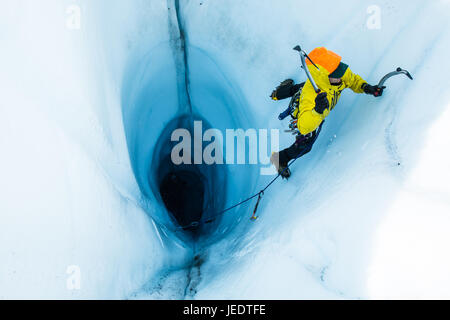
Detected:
left=279, top=122, right=323, bottom=166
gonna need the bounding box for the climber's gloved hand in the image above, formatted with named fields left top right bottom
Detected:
left=270, top=90, right=278, bottom=100
left=314, top=92, right=329, bottom=114
left=270, top=79, right=294, bottom=101
left=362, top=83, right=386, bottom=97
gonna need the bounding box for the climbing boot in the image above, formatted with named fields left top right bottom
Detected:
left=270, top=152, right=291, bottom=179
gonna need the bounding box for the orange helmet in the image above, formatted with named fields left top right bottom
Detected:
left=306, top=47, right=347, bottom=77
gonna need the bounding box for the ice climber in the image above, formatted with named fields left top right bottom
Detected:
left=270, top=47, right=384, bottom=179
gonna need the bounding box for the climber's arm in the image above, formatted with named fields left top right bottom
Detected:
left=342, top=67, right=367, bottom=93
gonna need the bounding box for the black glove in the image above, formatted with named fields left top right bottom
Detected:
left=270, top=79, right=297, bottom=100
left=362, top=83, right=385, bottom=97
left=314, top=92, right=329, bottom=114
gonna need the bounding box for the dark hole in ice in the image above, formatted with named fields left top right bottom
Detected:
left=159, top=170, right=205, bottom=231
left=121, top=45, right=257, bottom=242
left=151, top=115, right=223, bottom=236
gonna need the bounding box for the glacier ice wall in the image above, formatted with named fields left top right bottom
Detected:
left=1, top=0, right=450, bottom=299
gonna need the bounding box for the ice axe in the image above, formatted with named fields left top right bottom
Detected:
left=293, top=45, right=321, bottom=94
left=375, top=67, right=414, bottom=96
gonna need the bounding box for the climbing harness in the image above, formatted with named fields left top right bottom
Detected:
left=278, top=87, right=303, bottom=121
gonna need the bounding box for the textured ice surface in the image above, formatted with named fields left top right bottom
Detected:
left=1, top=0, right=450, bottom=299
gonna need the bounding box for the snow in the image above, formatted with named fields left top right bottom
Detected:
left=368, top=101, right=450, bottom=299
left=1, top=0, right=450, bottom=299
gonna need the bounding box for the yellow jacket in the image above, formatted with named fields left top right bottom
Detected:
left=293, top=64, right=367, bottom=135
